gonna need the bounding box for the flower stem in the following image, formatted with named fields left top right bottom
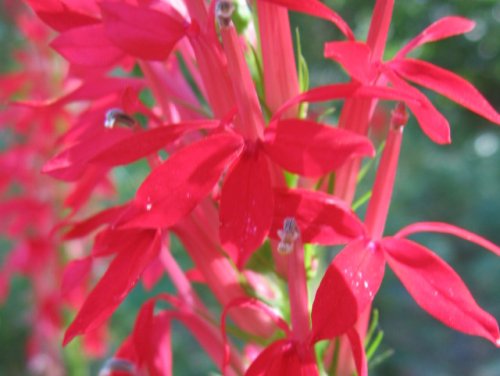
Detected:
left=365, top=103, right=408, bottom=239
left=333, top=0, right=395, bottom=205
left=279, top=219, right=310, bottom=342
left=219, top=8, right=265, bottom=141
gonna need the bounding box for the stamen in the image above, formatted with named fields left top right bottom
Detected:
left=277, top=217, right=300, bottom=255
left=98, top=358, right=137, bottom=376
left=216, top=0, right=235, bottom=28
left=104, top=108, right=135, bottom=129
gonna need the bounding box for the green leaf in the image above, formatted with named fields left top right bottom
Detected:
left=352, top=190, right=372, bottom=211
left=357, top=141, right=386, bottom=184
left=295, top=28, right=309, bottom=119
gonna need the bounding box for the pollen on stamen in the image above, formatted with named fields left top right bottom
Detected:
left=98, top=358, right=137, bottom=376
left=216, top=0, right=235, bottom=28
left=104, top=108, right=135, bottom=129
left=277, top=217, right=300, bottom=255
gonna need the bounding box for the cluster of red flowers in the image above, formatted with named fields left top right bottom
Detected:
left=1, top=0, right=499, bottom=375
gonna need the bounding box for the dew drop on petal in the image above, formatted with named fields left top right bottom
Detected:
left=355, top=281, right=359, bottom=288
left=364, top=281, right=369, bottom=289
left=145, top=196, right=153, bottom=211
left=495, top=337, right=500, bottom=347
left=369, top=291, right=373, bottom=298
left=357, top=271, right=363, bottom=278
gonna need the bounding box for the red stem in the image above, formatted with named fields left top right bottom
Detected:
left=220, top=23, right=265, bottom=141
left=365, top=103, right=408, bottom=239
left=287, top=239, right=310, bottom=342
left=333, top=0, right=395, bottom=205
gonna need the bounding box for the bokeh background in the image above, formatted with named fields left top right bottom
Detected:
left=1, top=0, right=499, bottom=375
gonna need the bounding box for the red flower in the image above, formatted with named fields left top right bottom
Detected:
left=312, top=219, right=500, bottom=347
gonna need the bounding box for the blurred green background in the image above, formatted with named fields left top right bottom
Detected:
left=1, top=0, right=499, bottom=375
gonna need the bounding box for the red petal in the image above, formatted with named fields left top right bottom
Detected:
left=185, top=268, right=206, bottom=284
left=311, top=239, right=385, bottom=342
left=63, top=230, right=160, bottom=345
left=324, top=41, right=373, bottom=82
left=61, top=257, right=92, bottom=299
left=390, top=59, right=500, bottom=124
left=90, top=120, right=219, bottom=167
left=100, top=2, right=186, bottom=61
left=272, top=82, right=421, bottom=122
left=63, top=205, right=127, bottom=240
left=132, top=301, right=172, bottom=376
left=383, top=66, right=451, bottom=144
left=63, top=166, right=107, bottom=211
left=42, top=127, right=133, bottom=181
left=396, top=222, right=500, bottom=257
left=92, top=228, right=151, bottom=257
left=271, top=188, right=366, bottom=245
left=264, top=119, right=374, bottom=177
left=346, top=328, right=368, bottom=376
left=245, top=339, right=318, bottom=376
left=219, top=150, right=273, bottom=268
left=397, top=16, right=476, bottom=58
left=123, top=133, right=243, bottom=228
left=221, top=297, right=289, bottom=375
left=51, top=24, right=125, bottom=67
left=382, top=237, right=500, bottom=345
left=245, top=340, right=289, bottom=376
left=142, top=257, right=164, bottom=291
left=25, top=0, right=100, bottom=32
left=261, top=0, right=354, bottom=40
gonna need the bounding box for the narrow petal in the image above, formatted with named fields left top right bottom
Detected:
left=219, top=150, right=274, bottom=268
left=261, top=0, right=354, bottom=40
left=271, top=188, right=366, bottom=245
left=92, top=228, right=150, bottom=257
left=220, top=23, right=265, bottom=140
left=122, top=133, right=244, bottom=229
left=390, top=59, right=500, bottom=124
left=324, top=41, right=373, bottom=82
left=382, top=237, right=500, bottom=345
left=63, top=205, right=127, bottom=240
left=382, top=66, right=451, bottom=144
left=346, top=328, right=368, bottom=376
left=271, top=82, right=421, bottom=122
left=133, top=301, right=172, bottom=376
left=397, top=16, right=476, bottom=58
left=395, top=222, right=500, bottom=256
left=257, top=1, right=300, bottom=115
left=264, top=118, right=374, bottom=177
left=51, top=24, right=125, bottom=67
left=42, top=127, right=133, bottom=181
left=63, top=165, right=107, bottom=211
left=24, top=0, right=100, bottom=32
left=142, top=257, right=164, bottom=291
left=311, top=239, right=385, bottom=342
left=90, top=120, right=219, bottom=167
left=99, top=1, right=186, bottom=61
left=61, top=257, right=92, bottom=299
left=63, top=230, right=161, bottom=345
